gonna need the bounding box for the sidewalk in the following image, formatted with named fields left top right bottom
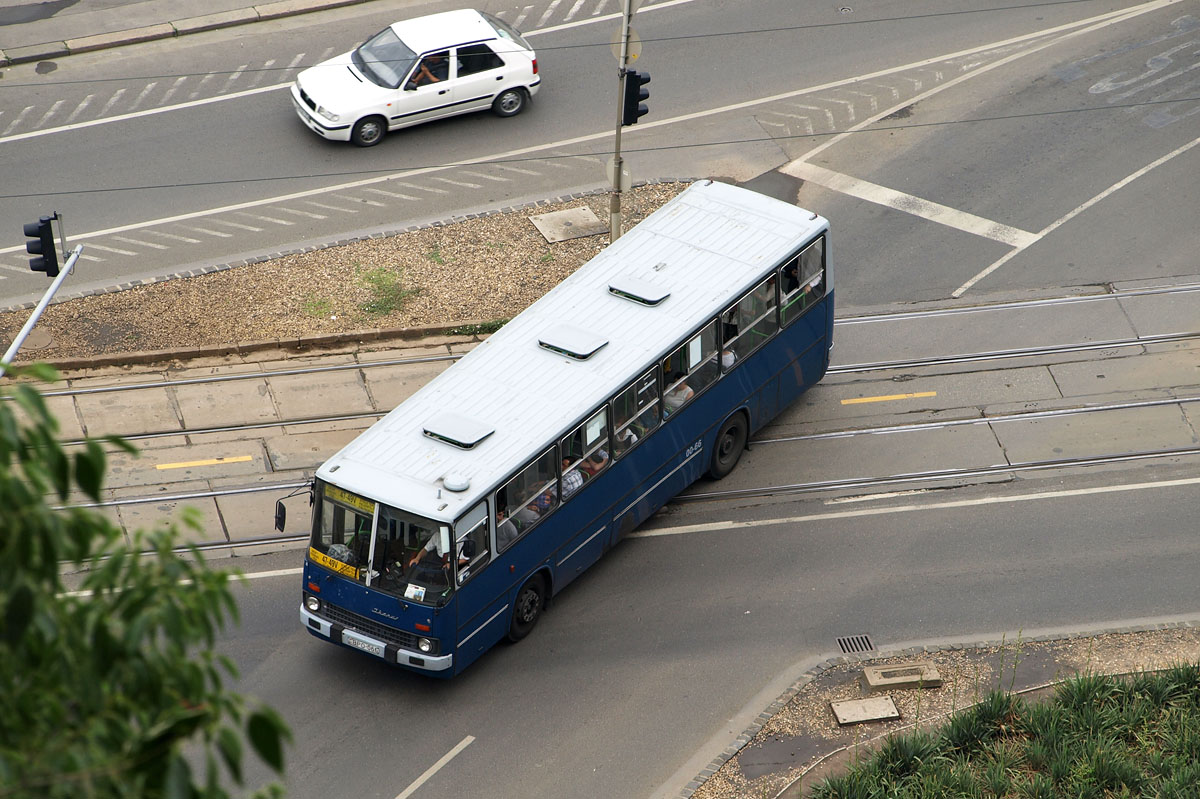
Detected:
left=0, top=0, right=381, bottom=65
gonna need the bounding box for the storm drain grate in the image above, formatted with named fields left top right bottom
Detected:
left=837, top=634, right=875, bottom=654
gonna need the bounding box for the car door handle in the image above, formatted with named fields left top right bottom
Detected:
left=438, top=89, right=448, bottom=95
left=496, top=75, right=504, bottom=81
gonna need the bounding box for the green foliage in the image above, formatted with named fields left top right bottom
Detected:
left=810, top=668, right=1200, bottom=797
left=446, top=319, right=509, bottom=336
left=0, top=366, right=290, bottom=798
left=301, top=294, right=334, bottom=318
left=358, top=267, right=419, bottom=315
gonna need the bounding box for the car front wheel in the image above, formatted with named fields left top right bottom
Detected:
left=492, top=88, right=527, bottom=118
left=351, top=116, right=387, bottom=147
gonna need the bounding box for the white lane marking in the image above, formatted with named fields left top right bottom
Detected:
left=213, top=219, right=264, bottom=232
left=240, top=567, right=303, bottom=580
left=113, top=235, right=168, bottom=249
left=88, top=243, right=139, bottom=256
left=64, top=94, right=94, bottom=124
left=0, top=1, right=1166, bottom=255
left=189, top=226, right=234, bottom=238
left=394, top=736, right=475, bottom=799
left=630, top=475, right=1200, bottom=539
left=78, top=253, right=104, bottom=261
left=223, top=64, right=248, bottom=94
left=149, top=230, right=201, bottom=243
left=511, top=6, right=531, bottom=27
left=565, top=0, right=588, bottom=21
left=303, top=200, right=356, bottom=213
left=189, top=73, right=215, bottom=99
left=97, top=88, right=127, bottom=116
left=537, top=0, right=563, bottom=27
left=789, top=163, right=1040, bottom=247
left=494, top=164, right=541, bottom=177
left=794, top=104, right=835, bottom=128
left=364, top=187, right=419, bottom=201
left=236, top=212, right=294, bottom=225
left=159, top=76, right=188, bottom=105
left=0, top=82, right=284, bottom=144
left=279, top=207, right=326, bottom=219
left=248, top=59, right=275, bottom=89
left=34, top=99, right=64, bottom=128
left=460, top=170, right=510, bottom=183
left=953, top=131, right=1200, bottom=296
left=431, top=177, right=483, bottom=189
left=331, top=194, right=386, bottom=208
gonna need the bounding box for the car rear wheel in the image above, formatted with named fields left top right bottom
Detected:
left=492, top=88, right=527, bottom=118
left=351, top=116, right=387, bottom=147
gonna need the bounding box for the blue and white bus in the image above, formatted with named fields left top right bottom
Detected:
left=288, top=180, right=832, bottom=676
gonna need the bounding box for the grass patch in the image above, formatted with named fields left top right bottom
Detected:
left=301, top=294, right=334, bottom=318
left=358, top=267, right=419, bottom=316
left=810, top=666, right=1200, bottom=798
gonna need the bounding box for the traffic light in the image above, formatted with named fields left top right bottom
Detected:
left=621, top=69, right=651, bottom=126
left=23, top=216, right=59, bottom=278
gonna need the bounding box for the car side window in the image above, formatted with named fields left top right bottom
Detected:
left=457, top=43, right=505, bottom=77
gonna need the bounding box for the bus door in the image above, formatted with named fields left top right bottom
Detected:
left=452, top=501, right=509, bottom=673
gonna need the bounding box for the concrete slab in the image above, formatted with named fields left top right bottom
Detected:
left=105, top=441, right=268, bottom=488
left=529, top=207, right=607, bottom=242
left=831, top=696, right=900, bottom=726
left=174, top=377, right=279, bottom=429
left=861, top=662, right=942, bottom=693
left=266, top=370, right=375, bottom=418
left=265, top=429, right=359, bottom=471
left=1117, top=289, right=1200, bottom=338
left=74, top=386, right=180, bottom=437
left=833, top=296, right=1137, bottom=369
left=174, top=8, right=260, bottom=35
left=1049, top=351, right=1200, bottom=398
left=364, top=360, right=452, bottom=409
left=994, top=404, right=1196, bottom=464
left=715, top=422, right=1007, bottom=494
left=65, top=23, right=175, bottom=53
left=118, top=496, right=229, bottom=554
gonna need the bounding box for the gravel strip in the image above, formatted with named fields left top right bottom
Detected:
left=1, top=183, right=688, bottom=363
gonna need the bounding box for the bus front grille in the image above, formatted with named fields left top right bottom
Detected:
left=322, top=603, right=421, bottom=650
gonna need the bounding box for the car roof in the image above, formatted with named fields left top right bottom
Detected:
left=389, top=9, right=504, bottom=55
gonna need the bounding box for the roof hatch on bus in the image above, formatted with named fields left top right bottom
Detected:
left=537, top=324, right=608, bottom=360
left=608, top=275, right=670, bottom=306
left=423, top=412, right=495, bottom=449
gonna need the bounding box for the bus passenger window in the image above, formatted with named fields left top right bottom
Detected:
left=455, top=502, right=490, bottom=585
left=561, top=407, right=609, bottom=498
left=780, top=237, right=825, bottom=327
left=663, top=320, right=719, bottom=409
left=612, top=368, right=659, bottom=458
left=495, top=447, right=558, bottom=550
left=723, top=274, right=778, bottom=364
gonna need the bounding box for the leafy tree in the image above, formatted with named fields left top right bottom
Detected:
left=0, top=365, right=289, bottom=798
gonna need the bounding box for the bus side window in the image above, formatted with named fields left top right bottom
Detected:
left=663, top=320, right=719, bottom=415
left=780, top=236, right=825, bottom=327
left=723, top=274, right=778, bottom=364
left=560, top=407, right=609, bottom=498
left=495, top=447, right=558, bottom=550
left=612, top=368, right=659, bottom=458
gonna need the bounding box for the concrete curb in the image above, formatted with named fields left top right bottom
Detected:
left=0, top=0, right=378, bottom=67
left=677, top=618, right=1200, bottom=798
left=10, top=178, right=688, bottom=372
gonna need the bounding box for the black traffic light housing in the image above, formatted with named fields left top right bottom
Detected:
left=621, top=69, right=651, bottom=126
left=24, top=215, right=59, bottom=278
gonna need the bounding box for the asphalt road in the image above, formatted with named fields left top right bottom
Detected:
left=13, top=0, right=1200, bottom=796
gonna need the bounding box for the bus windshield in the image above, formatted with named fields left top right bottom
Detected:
left=309, top=480, right=456, bottom=606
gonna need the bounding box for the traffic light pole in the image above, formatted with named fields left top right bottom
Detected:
left=1, top=245, right=82, bottom=370
left=610, top=0, right=634, bottom=242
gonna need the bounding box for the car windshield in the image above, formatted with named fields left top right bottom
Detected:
left=483, top=12, right=532, bottom=51
left=353, top=27, right=417, bottom=89
left=309, top=480, right=457, bottom=606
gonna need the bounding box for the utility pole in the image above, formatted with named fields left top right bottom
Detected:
left=609, top=0, right=638, bottom=242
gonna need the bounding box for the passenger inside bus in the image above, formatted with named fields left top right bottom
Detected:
left=562, top=456, right=585, bottom=497
left=663, top=371, right=694, bottom=416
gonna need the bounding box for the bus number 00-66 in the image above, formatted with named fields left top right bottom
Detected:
left=685, top=439, right=702, bottom=458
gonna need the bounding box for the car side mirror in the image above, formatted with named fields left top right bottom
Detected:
left=274, top=500, right=286, bottom=532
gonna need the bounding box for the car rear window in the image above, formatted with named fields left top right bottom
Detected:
left=483, top=12, right=533, bottom=51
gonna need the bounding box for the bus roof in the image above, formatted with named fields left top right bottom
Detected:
left=318, top=180, right=828, bottom=521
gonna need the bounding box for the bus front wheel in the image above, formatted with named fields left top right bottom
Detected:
left=507, top=575, right=545, bottom=642
left=709, top=413, right=748, bottom=479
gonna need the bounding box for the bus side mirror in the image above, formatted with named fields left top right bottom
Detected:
left=274, top=500, right=287, bottom=533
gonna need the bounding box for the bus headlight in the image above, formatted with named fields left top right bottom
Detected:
left=305, top=595, right=321, bottom=613
left=418, top=637, right=433, bottom=653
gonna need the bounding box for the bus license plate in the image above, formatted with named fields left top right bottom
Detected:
left=344, top=633, right=383, bottom=658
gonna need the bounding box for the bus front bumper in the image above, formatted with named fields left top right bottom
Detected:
left=301, top=605, right=453, bottom=673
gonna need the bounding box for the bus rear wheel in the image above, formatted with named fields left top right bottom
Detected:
left=507, top=575, right=545, bottom=642
left=709, top=413, right=748, bottom=479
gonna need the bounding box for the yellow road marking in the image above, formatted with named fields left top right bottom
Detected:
left=156, top=455, right=253, bottom=470
left=841, top=391, right=937, bottom=405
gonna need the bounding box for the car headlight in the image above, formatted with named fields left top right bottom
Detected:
left=317, top=106, right=340, bottom=122
left=418, top=637, right=433, bottom=653
left=305, top=595, right=321, bottom=613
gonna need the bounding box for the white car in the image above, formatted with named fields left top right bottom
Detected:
left=291, top=9, right=540, bottom=147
